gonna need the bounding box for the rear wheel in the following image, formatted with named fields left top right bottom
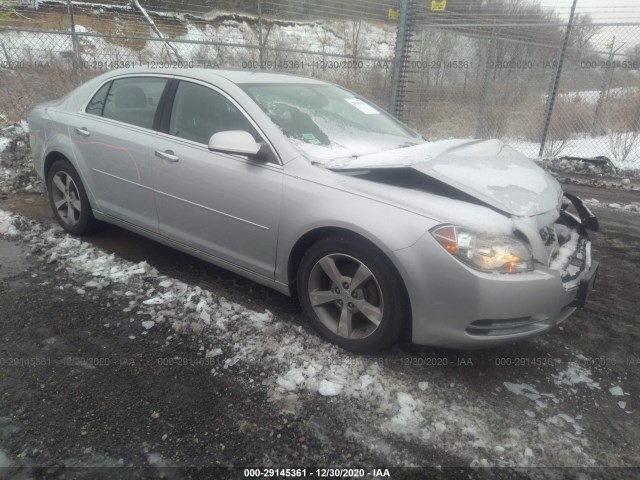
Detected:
left=47, top=160, right=97, bottom=235
left=297, top=236, right=409, bottom=353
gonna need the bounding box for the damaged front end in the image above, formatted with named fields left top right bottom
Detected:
left=419, top=193, right=600, bottom=343
left=319, top=139, right=602, bottom=343
left=544, top=193, right=599, bottom=308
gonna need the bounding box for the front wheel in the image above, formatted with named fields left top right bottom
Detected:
left=47, top=159, right=97, bottom=235
left=297, top=236, right=410, bottom=354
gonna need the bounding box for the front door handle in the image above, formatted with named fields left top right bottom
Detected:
left=155, top=150, right=179, bottom=163
left=74, top=127, right=90, bottom=137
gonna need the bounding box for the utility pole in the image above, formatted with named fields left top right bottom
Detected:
left=258, top=0, right=264, bottom=68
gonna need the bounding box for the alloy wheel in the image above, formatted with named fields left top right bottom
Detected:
left=307, top=253, right=384, bottom=339
left=51, top=171, right=82, bottom=227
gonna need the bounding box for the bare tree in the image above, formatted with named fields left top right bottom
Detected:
left=608, top=130, right=640, bottom=164
left=543, top=138, right=569, bottom=158
left=350, top=18, right=362, bottom=60
left=566, top=13, right=600, bottom=63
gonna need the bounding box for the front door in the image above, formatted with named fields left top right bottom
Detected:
left=151, top=80, right=283, bottom=278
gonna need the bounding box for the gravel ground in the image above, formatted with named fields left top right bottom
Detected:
left=1, top=126, right=640, bottom=478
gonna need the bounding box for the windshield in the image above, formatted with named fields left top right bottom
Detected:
left=240, top=83, right=423, bottom=161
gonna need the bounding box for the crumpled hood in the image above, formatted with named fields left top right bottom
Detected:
left=323, top=139, right=563, bottom=217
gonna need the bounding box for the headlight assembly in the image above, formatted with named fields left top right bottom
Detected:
left=431, top=225, right=533, bottom=273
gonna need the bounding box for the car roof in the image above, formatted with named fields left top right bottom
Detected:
left=102, top=67, right=328, bottom=85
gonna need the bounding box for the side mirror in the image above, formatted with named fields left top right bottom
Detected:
left=208, top=130, right=261, bottom=157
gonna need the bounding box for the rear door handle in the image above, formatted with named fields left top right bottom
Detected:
left=74, top=127, right=90, bottom=137
left=155, top=150, right=179, bottom=162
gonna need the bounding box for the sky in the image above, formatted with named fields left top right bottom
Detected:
left=541, top=0, right=640, bottom=52
left=543, top=0, right=640, bottom=23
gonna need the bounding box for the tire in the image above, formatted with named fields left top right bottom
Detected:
left=47, top=159, right=97, bottom=235
left=297, top=235, right=410, bottom=354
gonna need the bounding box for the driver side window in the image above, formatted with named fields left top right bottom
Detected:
left=169, top=81, right=258, bottom=145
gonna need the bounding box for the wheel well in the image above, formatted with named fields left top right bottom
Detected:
left=43, top=151, right=69, bottom=182
left=287, top=227, right=413, bottom=342
left=287, top=227, right=411, bottom=323
left=288, top=227, right=353, bottom=298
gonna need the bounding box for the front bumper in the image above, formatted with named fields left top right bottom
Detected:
left=398, top=200, right=598, bottom=349
left=575, top=260, right=599, bottom=308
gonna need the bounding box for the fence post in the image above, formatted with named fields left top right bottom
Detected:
left=475, top=24, right=496, bottom=139
left=389, top=0, right=412, bottom=119
left=538, top=0, right=577, bottom=157
left=66, top=0, right=82, bottom=83
left=258, top=0, right=264, bottom=68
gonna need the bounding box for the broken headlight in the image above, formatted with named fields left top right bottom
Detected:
left=431, top=225, right=533, bottom=274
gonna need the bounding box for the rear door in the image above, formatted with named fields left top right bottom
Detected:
left=151, top=79, right=283, bottom=278
left=69, top=75, right=170, bottom=232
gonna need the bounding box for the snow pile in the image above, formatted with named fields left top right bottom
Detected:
left=0, top=209, right=18, bottom=237
left=0, top=123, right=43, bottom=196
left=0, top=137, right=12, bottom=155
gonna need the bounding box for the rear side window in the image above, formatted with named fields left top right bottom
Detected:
left=102, top=77, right=168, bottom=129
left=85, top=81, right=111, bottom=116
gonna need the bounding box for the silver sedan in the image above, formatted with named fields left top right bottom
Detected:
left=28, top=68, right=599, bottom=353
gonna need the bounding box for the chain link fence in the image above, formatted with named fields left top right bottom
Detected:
left=1, top=0, right=639, bottom=172
left=551, top=24, right=640, bottom=169
left=396, top=0, right=640, bottom=172
left=0, top=0, right=398, bottom=119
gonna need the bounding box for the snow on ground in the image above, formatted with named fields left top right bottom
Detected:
left=0, top=137, right=11, bottom=155
left=0, top=11, right=394, bottom=70
left=583, top=197, right=640, bottom=213
left=552, top=362, right=600, bottom=389
left=510, top=134, right=640, bottom=171
left=544, top=87, right=640, bottom=106
left=0, top=210, right=18, bottom=236
left=0, top=449, right=12, bottom=468
left=0, top=207, right=627, bottom=467
left=0, top=124, right=44, bottom=196
left=0, top=120, right=27, bottom=159
left=609, top=386, right=624, bottom=396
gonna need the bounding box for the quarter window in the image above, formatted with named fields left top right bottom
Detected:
left=169, top=81, right=258, bottom=145
left=85, top=81, right=111, bottom=116
left=102, top=77, right=167, bottom=129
